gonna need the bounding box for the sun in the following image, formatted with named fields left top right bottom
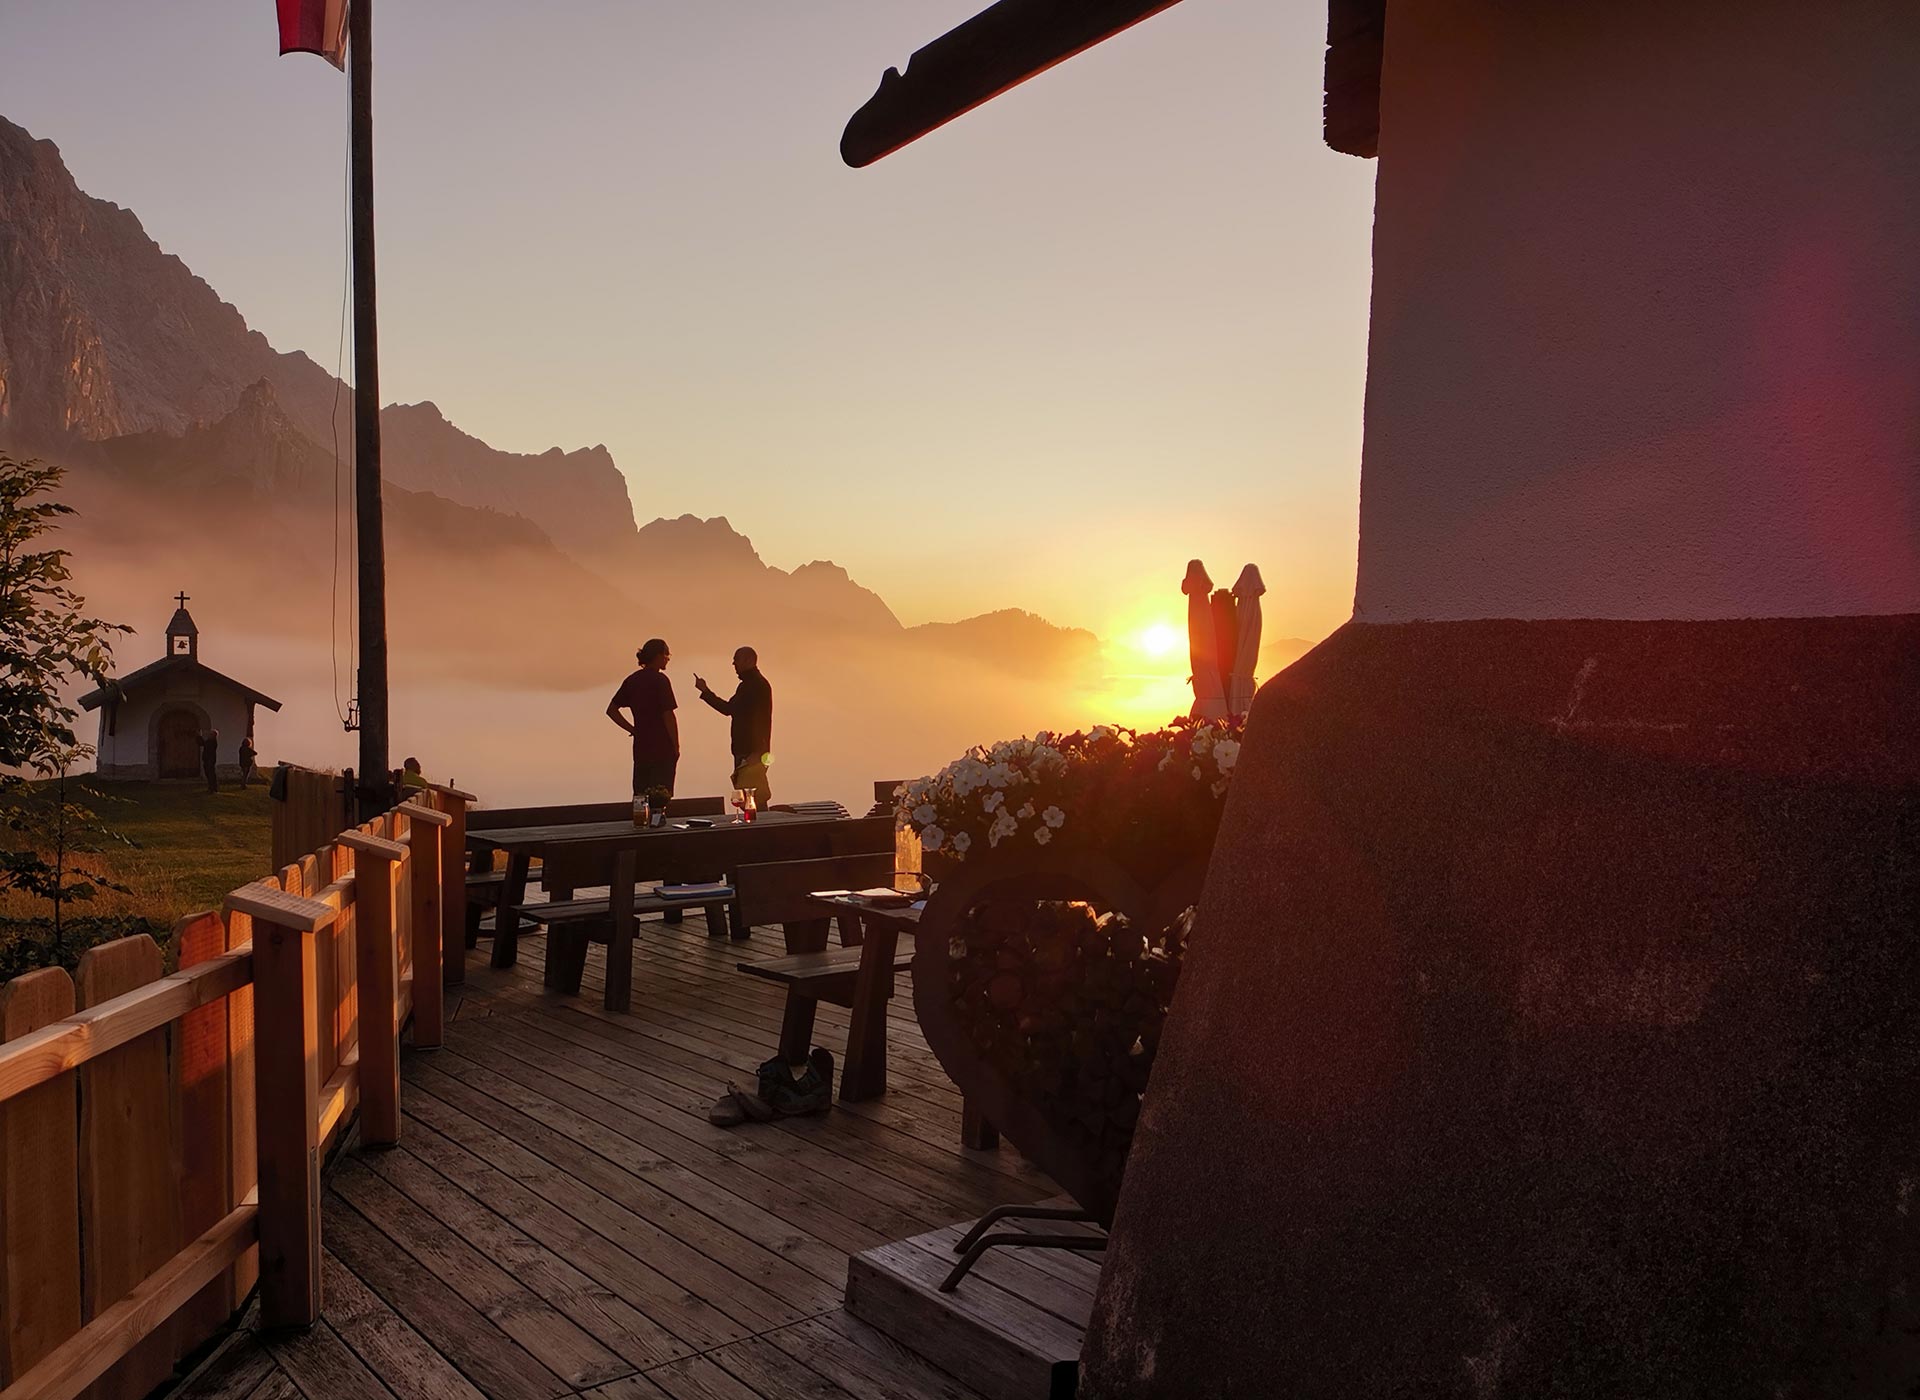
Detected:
left=1137, top=622, right=1183, bottom=659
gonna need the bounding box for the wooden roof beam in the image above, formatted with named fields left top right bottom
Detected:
left=841, top=0, right=1187, bottom=168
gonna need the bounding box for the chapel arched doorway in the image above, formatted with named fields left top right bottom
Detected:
left=156, top=708, right=202, bottom=779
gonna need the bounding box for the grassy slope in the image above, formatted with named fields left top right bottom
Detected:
left=96, top=780, right=277, bottom=919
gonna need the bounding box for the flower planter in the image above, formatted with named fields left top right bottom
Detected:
left=912, top=842, right=1206, bottom=1225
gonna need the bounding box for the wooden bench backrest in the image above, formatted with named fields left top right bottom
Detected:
left=540, top=814, right=894, bottom=894
left=734, top=853, right=894, bottom=929
left=469, top=795, right=725, bottom=831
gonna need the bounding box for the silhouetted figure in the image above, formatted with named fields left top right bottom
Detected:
left=400, top=756, right=427, bottom=790
left=238, top=736, right=257, bottom=787
left=200, top=728, right=220, bottom=792
left=608, top=638, right=679, bottom=799
left=696, top=647, right=774, bottom=808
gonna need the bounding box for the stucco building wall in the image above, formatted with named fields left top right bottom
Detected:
left=95, top=680, right=256, bottom=779
left=1353, top=0, right=1920, bottom=623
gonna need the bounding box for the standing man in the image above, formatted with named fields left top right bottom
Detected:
left=200, top=727, right=221, bottom=793
left=695, top=646, right=773, bottom=809
left=238, top=735, right=258, bottom=787
left=607, top=638, right=679, bottom=799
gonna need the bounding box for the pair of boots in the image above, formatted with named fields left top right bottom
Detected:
left=708, top=1048, right=834, bottom=1126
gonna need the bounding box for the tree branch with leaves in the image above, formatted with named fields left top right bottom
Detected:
left=0, top=454, right=133, bottom=946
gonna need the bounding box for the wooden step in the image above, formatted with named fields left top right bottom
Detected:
left=845, top=1213, right=1096, bottom=1399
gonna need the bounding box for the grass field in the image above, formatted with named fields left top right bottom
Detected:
left=0, top=779, right=276, bottom=934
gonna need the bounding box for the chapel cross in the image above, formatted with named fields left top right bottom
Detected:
left=175, top=591, right=191, bottom=610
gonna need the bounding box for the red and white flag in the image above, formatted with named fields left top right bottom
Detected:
left=277, top=0, right=348, bottom=69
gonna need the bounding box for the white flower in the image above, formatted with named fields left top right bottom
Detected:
left=988, top=808, right=1019, bottom=848
left=986, top=762, right=1016, bottom=789
left=1158, top=750, right=1176, bottom=772
left=1211, top=779, right=1229, bottom=797
left=1041, top=805, right=1065, bottom=829
left=921, top=825, right=945, bottom=852
left=912, top=803, right=937, bottom=826
left=1017, top=802, right=1036, bottom=820
left=952, top=831, right=972, bottom=854
left=1033, top=826, right=1053, bottom=845
left=1191, top=765, right=1203, bottom=780
left=1214, top=739, right=1241, bottom=772
left=982, top=791, right=1004, bottom=813
left=1089, top=725, right=1116, bottom=742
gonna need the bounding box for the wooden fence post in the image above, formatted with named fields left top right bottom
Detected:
left=339, top=832, right=405, bottom=1146
left=432, top=787, right=474, bottom=988
left=400, top=803, right=451, bottom=1047
left=226, top=884, right=333, bottom=1330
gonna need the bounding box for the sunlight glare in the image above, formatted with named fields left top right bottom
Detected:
left=1138, top=622, right=1182, bottom=659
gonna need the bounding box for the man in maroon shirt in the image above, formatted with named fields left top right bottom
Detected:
left=606, top=638, right=679, bottom=798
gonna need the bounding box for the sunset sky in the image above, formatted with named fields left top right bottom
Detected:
left=3, top=0, right=1376, bottom=651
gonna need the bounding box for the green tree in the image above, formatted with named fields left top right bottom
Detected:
left=0, top=454, right=132, bottom=946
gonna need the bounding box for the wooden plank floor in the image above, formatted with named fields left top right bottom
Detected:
left=176, top=913, right=1059, bottom=1400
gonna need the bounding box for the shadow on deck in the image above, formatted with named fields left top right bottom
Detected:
left=178, top=913, right=1058, bottom=1400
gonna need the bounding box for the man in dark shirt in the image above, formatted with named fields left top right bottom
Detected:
left=200, top=728, right=220, bottom=793
left=606, top=638, right=679, bottom=798
left=695, top=646, right=773, bottom=808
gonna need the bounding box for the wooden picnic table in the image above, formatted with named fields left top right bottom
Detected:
left=472, top=810, right=895, bottom=999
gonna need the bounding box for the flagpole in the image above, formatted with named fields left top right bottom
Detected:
left=349, top=0, right=389, bottom=815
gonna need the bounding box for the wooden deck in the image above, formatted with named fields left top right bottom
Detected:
left=176, top=912, right=1060, bottom=1400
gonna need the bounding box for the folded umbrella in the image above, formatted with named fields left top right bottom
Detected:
left=1229, top=564, right=1265, bottom=713
left=1185, top=560, right=1227, bottom=720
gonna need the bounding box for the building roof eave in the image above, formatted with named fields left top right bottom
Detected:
left=839, top=0, right=1384, bottom=166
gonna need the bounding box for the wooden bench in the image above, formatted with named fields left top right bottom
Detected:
left=739, top=934, right=915, bottom=1100
left=517, top=886, right=735, bottom=995
left=735, top=852, right=895, bottom=953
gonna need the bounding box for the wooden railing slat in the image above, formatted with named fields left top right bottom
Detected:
left=222, top=905, right=259, bottom=1308
left=167, top=916, right=232, bottom=1347
left=75, top=937, right=178, bottom=1400
left=0, top=970, right=82, bottom=1386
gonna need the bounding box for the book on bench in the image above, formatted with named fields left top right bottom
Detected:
left=848, top=887, right=916, bottom=908
left=658, top=881, right=734, bottom=900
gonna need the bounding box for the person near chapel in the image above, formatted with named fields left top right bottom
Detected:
left=399, top=756, right=428, bottom=790
left=199, top=727, right=220, bottom=793
left=695, top=646, right=773, bottom=809
left=238, top=736, right=257, bottom=787
left=607, top=638, right=679, bottom=799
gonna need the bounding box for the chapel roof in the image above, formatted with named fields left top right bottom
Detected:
left=77, top=654, right=282, bottom=712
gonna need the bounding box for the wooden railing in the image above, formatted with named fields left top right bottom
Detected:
left=0, top=783, right=473, bottom=1400
left=267, top=766, right=352, bottom=875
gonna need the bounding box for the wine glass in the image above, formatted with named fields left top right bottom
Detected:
left=729, top=788, right=747, bottom=822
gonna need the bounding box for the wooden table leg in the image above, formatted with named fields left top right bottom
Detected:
left=604, top=850, right=637, bottom=1014
left=490, top=852, right=530, bottom=968
left=840, top=917, right=896, bottom=1102
left=778, top=994, right=817, bottom=1065
left=961, top=1098, right=1000, bottom=1150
